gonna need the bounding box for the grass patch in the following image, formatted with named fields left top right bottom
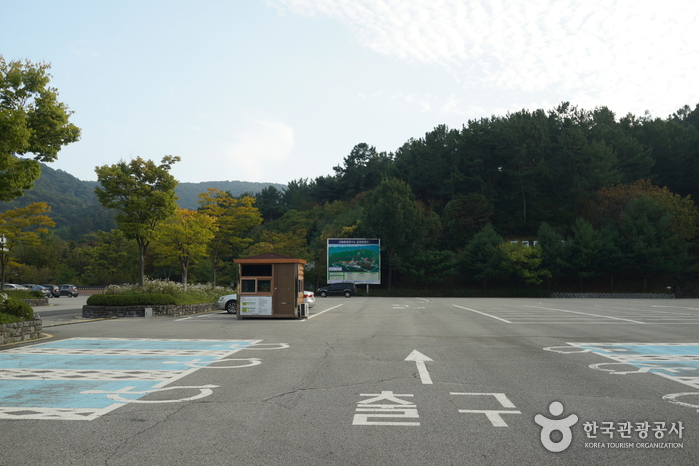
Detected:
left=0, top=312, right=22, bottom=325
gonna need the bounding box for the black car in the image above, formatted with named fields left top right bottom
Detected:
left=42, top=284, right=60, bottom=298
left=316, top=283, right=357, bottom=298
left=59, top=284, right=79, bottom=297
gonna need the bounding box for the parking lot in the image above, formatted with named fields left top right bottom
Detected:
left=1, top=297, right=699, bottom=465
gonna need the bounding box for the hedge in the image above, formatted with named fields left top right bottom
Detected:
left=2, top=299, right=34, bottom=321
left=86, top=293, right=178, bottom=306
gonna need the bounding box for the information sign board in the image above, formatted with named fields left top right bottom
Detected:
left=327, top=238, right=380, bottom=284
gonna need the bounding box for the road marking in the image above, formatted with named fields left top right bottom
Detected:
left=522, top=305, right=646, bottom=324
left=405, top=350, right=433, bottom=384
left=0, top=338, right=268, bottom=420
left=550, top=342, right=699, bottom=411
left=451, top=393, right=521, bottom=427
left=302, top=304, right=343, bottom=321
left=453, top=305, right=512, bottom=323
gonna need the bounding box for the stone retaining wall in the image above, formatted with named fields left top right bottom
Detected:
left=1, top=319, right=43, bottom=345
left=82, top=302, right=218, bottom=318
left=551, top=292, right=674, bottom=299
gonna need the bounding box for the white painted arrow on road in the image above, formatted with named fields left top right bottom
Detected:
left=405, top=350, right=433, bottom=384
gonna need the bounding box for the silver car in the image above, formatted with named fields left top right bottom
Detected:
left=217, top=293, right=238, bottom=314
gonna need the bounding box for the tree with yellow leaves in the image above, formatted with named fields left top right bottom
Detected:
left=151, top=208, right=216, bottom=291
left=197, top=189, right=262, bottom=285
left=0, top=202, right=55, bottom=288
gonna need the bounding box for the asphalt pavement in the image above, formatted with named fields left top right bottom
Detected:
left=2, top=297, right=699, bottom=465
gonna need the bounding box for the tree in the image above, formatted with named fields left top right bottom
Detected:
left=536, top=222, right=567, bottom=286
left=618, top=196, right=686, bottom=291
left=243, top=229, right=309, bottom=259
left=83, top=230, right=138, bottom=285
left=499, top=242, right=550, bottom=285
left=565, top=218, right=605, bottom=291
left=94, top=156, right=180, bottom=286
left=0, top=57, right=81, bottom=201
left=152, top=209, right=216, bottom=290
left=442, top=193, right=494, bottom=249
left=457, top=223, right=504, bottom=289
left=361, top=178, right=437, bottom=289
left=586, top=179, right=699, bottom=242
left=255, top=185, right=286, bottom=221
left=0, top=202, right=55, bottom=287
left=198, top=189, right=262, bottom=285
left=333, top=143, right=394, bottom=200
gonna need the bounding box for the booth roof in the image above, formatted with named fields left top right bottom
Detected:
left=234, top=253, right=307, bottom=264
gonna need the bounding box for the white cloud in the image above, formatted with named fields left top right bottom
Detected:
left=268, top=0, right=699, bottom=116
left=223, top=118, right=295, bottom=181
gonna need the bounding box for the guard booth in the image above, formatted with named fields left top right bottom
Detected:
left=234, top=253, right=308, bottom=319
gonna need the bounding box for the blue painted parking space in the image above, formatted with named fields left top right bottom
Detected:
left=0, top=337, right=261, bottom=420
left=546, top=342, right=699, bottom=411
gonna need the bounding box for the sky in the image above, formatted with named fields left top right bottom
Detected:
left=3, top=0, right=699, bottom=185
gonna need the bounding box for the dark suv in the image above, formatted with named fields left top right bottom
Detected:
left=59, top=284, right=79, bottom=297
left=317, top=283, right=357, bottom=298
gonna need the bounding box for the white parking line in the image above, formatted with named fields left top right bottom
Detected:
left=302, top=304, right=344, bottom=321
left=453, top=306, right=512, bottom=323
left=522, top=305, right=646, bottom=324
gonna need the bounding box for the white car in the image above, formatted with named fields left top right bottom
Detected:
left=3, top=284, right=28, bottom=290
left=303, top=291, right=316, bottom=308
left=217, top=294, right=238, bottom=314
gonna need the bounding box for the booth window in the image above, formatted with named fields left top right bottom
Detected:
left=241, top=264, right=272, bottom=277
left=241, top=279, right=257, bottom=293
left=258, top=280, right=272, bottom=292
left=240, top=278, right=272, bottom=293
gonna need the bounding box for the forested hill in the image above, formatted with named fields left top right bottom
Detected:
left=0, top=163, right=284, bottom=240
left=175, top=180, right=286, bottom=209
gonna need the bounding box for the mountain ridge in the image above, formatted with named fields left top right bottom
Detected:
left=0, top=163, right=286, bottom=240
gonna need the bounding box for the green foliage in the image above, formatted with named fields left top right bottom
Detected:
left=86, top=293, right=177, bottom=306
left=95, top=156, right=180, bottom=285
left=537, top=222, right=567, bottom=279
left=499, top=242, right=550, bottom=285
left=102, top=279, right=229, bottom=304
left=0, top=57, right=81, bottom=201
left=0, top=312, right=22, bottom=324
left=361, top=178, right=439, bottom=288
left=442, top=193, right=493, bottom=249
left=458, top=224, right=505, bottom=288
left=2, top=289, right=42, bottom=300
left=618, top=196, right=687, bottom=283
left=2, top=298, right=33, bottom=320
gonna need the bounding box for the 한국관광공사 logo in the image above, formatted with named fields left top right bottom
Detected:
left=535, top=401, right=579, bottom=452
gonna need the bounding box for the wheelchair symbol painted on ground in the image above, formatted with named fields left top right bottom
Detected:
left=163, top=358, right=262, bottom=369
left=82, top=385, right=220, bottom=403
left=0, top=338, right=290, bottom=420
left=547, top=342, right=699, bottom=412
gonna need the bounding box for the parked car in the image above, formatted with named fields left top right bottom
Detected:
left=22, top=284, right=52, bottom=298
left=59, top=284, right=79, bottom=297
left=303, top=290, right=316, bottom=308
left=316, top=283, right=356, bottom=298
left=2, top=284, right=28, bottom=290
left=42, top=284, right=60, bottom=298
left=217, top=293, right=238, bottom=314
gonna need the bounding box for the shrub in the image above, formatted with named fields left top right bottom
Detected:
left=2, top=299, right=34, bottom=320
left=103, top=279, right=229, bottom=304
left=3, top=290, right=42, bottom=300
left=87, top=293, right=177, bottom=306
